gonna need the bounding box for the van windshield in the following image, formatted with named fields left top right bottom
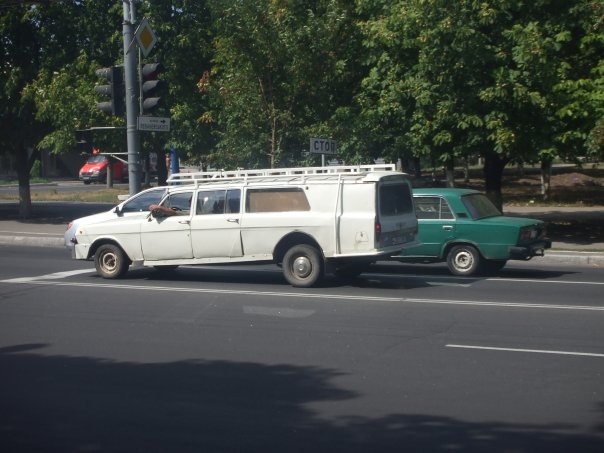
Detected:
left=379, top=183, right=414, bottom=216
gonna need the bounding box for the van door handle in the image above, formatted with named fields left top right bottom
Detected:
left=227, top=218, right=239, bottom=223
left=178, top=220, right=191, bottom=225
left=442, top=225, right=453, bottom=231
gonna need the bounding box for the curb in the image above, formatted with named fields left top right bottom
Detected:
left=542, top=251, right=604, bottom=267
left=0, top=235, right=64, bottom=248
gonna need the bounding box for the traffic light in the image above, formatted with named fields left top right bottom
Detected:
left=95, top=66, right=125, bottom=116
left=141, top=62, right=164, bottom=115
left=75, top=129, right=92, bottom=155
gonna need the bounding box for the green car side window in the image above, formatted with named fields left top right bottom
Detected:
left=415, top=197, right=454, bottom=220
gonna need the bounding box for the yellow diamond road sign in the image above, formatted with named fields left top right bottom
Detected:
left=135, top=18, right=157, bottom=57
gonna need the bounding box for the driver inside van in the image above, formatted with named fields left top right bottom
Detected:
left=149, top=192, right=193, bottom=217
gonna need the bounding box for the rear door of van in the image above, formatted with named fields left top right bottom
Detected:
left=376, top=176, right=418, bottom=249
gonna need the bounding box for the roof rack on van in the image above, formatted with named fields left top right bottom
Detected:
left=167, top=164, right=396, bottom=185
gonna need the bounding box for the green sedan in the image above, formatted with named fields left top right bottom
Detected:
left=394, top=188, right=552, bottom=276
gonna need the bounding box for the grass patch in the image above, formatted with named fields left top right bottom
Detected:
left=0, top=187, right=128, bottom=203
left=0, top=177, right=50, bottom=186
left=33, top=188, right=128, bottom=203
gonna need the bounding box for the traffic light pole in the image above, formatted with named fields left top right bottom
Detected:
left=122, top=0, right=141, bottom=195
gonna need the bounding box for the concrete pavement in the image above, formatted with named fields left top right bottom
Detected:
left=0, top=201, right=113, bottom=248
left=0, top=201, right=603, bottom=267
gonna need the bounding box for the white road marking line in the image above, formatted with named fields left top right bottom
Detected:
left=446, top=344, right=604, bottom=358
left=1, top=269, right=92, bottom=283
left=405, top=298, right=604, bottom=311
left=1, top=272, right=603, bottom=312
left=243, top=306, right=315, bottom=318
left=488, top=277, right=604, bottom=286
left=369, top=273, right=472, bottom=287
left=0, top=230, right=62, bottom=237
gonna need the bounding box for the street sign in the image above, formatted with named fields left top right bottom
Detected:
left=138, top=116, right=170, bottom=132
left=310, top=137, right=337, bottom=155
left=135, top=18, right=157, bottom=57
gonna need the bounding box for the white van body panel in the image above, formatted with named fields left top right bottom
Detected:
left=73, top=165, right=418, bottom=286
left=65, top=186, right=168, bottom=251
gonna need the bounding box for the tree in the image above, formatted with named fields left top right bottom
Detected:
left=354, top=0, right=604, bottom=208
left=138, top=0, right=215, bottom=172
left=553, top=1, right=604, bottom=166
left=1, top=3, right=48, bottom=217
left=1, top=0, right=124, bottom=216
left=205, top=0, right=362, bottom=168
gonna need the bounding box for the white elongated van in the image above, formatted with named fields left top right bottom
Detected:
left=72, top=164, right=418, bottom=287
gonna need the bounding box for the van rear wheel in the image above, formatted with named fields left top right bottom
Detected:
left=282, top=244, right=323, bottom=288
left=95, top=244, right=129, bottom=279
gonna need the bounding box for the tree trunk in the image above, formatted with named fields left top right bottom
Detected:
left=463, top=157, right=470, bottom=183
left=270, top=115, right=276, bottom=168
left=16, top=146, right=36, bottom=218
left=540, top=160, right=552, bottom=201
left=483, top=152, right=509, bottom=212
left=445, top=159, right=455, bottom=188
left=156, top=148, right=168, bottom=186
left=401, top=156, right=421, bottom=178
left=517, top=162, right=524, bottom=177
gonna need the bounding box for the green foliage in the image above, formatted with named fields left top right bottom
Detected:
left=205, top=0, right=362, bottom=167
left=138, top=0, right=214, bottom=161
left=1, top=0, right=603, bottom=201
left=354, top=0, right=603, bottom=171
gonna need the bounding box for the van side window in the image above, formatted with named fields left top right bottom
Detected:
left=415, top=196, right=454, bottom=220
left=121, top=189, right=166, bottom=213
left=163, top=192, right=192, bottom=214
left=196, top=189, right=241, bottom=215
left=197, top=190, right=225, bottom=215
left=226, top=189, right=241, bottom=214
left=246, top=188, right=310, bottom=213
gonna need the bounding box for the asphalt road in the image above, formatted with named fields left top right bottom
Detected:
left=1, top=245, right=603, bottom=452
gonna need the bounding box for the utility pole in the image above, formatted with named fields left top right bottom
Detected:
left=122, top=0, right=141, bottom=195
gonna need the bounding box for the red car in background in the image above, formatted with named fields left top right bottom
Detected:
left=79, top=154, right=127, bottom=184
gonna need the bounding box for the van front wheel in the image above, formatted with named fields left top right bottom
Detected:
left=283, top=245, right=323, bottom=288
left=95, top=244, right=129, bottom=279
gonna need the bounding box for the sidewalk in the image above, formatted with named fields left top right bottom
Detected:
left=0, top=201, right=603, bottom=267
left=0, top=201, right=113, bottom=248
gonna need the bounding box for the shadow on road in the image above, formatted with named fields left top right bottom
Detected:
left=1, top=343, right=603, bottom=452
left=81, top=262, right=577, bottom=291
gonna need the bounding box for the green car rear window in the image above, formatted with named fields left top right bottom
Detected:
left=415, top=197, right=454, bottom=220
left=461, top=193, right=501, bottom=219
